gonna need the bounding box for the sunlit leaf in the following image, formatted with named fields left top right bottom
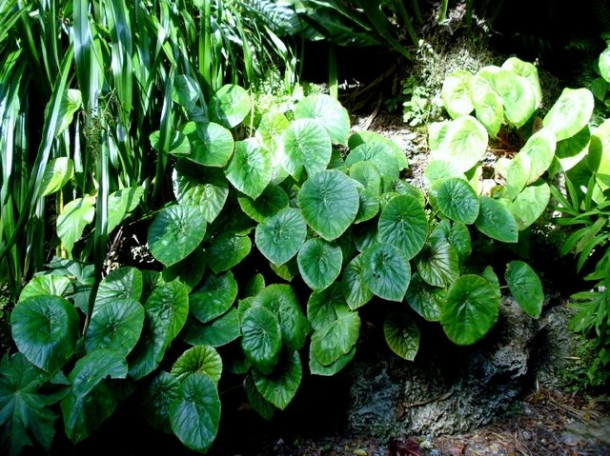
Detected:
left=255, top=207, right=306, bottom=265
left=295, top=94, right=350, bottom=145
left=171, top=345, right=222, bottom=384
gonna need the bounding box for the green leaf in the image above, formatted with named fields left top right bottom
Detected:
left=501, top=57, right=542, bottom=107
left=169, top=374, right=220, bottom=453
left=238, top=184, right=289, bottom=222
left=68, top=349, right=127, bottom=398
left=142, top=371, right=180, bottom=433
left=11, top=296, right=79, bottom=372
left=505, top=261, right=543, bottom=318
left=225, top=138, right=272, bottom=199
left=255, top=207, right=307, bottom=265
left=39, top=157, right=74, bottom=197
left=57, top=89, right=82, bottom=136
left=600, top=46, right=610, bottom=82
left=309, top=345, right=356, bottom=376
left=405, top=273, right=445, bottom=322
left=171, top=345, right=222, bottom=384
left=107, top=187, right=144, bottom=233
left=183, top=121, right=234, bottom=167
left=210, top=84, right=251, bottom=128
left=491, top=70, right=537, bottom=127
left=348, top=131, right=409, bottom=173
left=18, top=275, right=71, bottom=303
left=508, top=180, right=551, bottom=230
left=181, top=308, right=241, bottom=347
left=206, top=233, right=252, bottom=273
left=543, top=88, right=594, bottom=141
left=297, top=239, right=343, bottom=291
left=298, top=170, right=359, bottom=241
left=0, top=354, right=57, bottom=454
left=441, top=69, right=474, bottom=118
left=429, top=220, right=472, bottom=263
left=341, top=255, right=374, bottom=310
left=474, top=196, right=518, bottom=243
left=252, top=284, right=310, bottom=351
left=282, top=118, right=332, bottom=180
left=245, top=375, right=276, bottom=420
left=162, top=248, right=207, bottom=292
left=346, top=142, right=401, bottom=190
left=241, top=306, right=282, bottom=374
left=377, top=194, right=428, bottom=259
left=307, top=284, right=348, bottom=331
left=190, top=271, right=238, bottom=324
left=433, top=178, right=480, bottom=224
left=429, top=116, right=488, bottom=173
left=310, top=308, right=360, bottom=366
left=146, top=280, right=190, bottom=343
left=473, top=89, right=504, bottom=137
left=85, top=298, right=144, bottom=356
left=295, top=94, right=350, bottom=145
left=362, top=243, right=411, bottom=302
left=95, top=266, right=143, bottom=306
left=384, top=313, right=420, bottom=361
left=148, top=204, right=207, bottom=266
left=174, top=74, right=208, bottom=122
left=56, top=196, right=95, bottom=254
left=423, top=160, right=464, bottom=187
left=441, top=274, right=500, bottom=345
left=415, top=240, right=459, bottom=288
left=172, top=161, right=229, bottom=223
left=127, top=313, right=168, bottom=380
left=253, top=351, right=302, bottom=410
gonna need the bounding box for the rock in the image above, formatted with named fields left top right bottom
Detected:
left=346, top=297, right=538, bottom=437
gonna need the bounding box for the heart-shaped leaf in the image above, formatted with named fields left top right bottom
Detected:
left=95, top=266, right=143, bottom=306
left=209, top=84, right=250, bottom=128
left=18, top=275, right=71, bottom=303
left=252, top=351, right=302, bottom=410
left=142, top=371, right=180, bottom=433
left=310, top=307, right=360, bottom=366
left=39, top=157, right=74, bottom=197
left=181, top=308, right=240, bottom=347
left=283, top=118, right=332, bottom=180
left=225, top=138, right=272, bottom=199
left=255, top=207, right=307, bottom=265
left=405, top=273, right=446, bottom=322
left=171, top=345, right=223, bottom=383
left=245, top=375, right=276, bottom=420
left=505, top=261, right=543, bottom=318
left=206, top=233, right=252, bottom=274
left=362, top=243, right=411, bottom=302
left=429, top=116, right=488, bottom=173
left=297, top=239, right=343, bottom=291
left=107, top=187, right=144, bottom=233
left=415, top=240, right=459, bottom=288
left=384, top=313, right=420, bottom=361
left=309, top=345, right=356, bottom=376
left=183, top=121, right=234, bottom=167
left=295, top=94, right=350, bottom=145
left=491, top=70, right=537, bottom=127
left=307, top=284, right=348, bottom=331
left=508, top=180, right=550, bottom=230
left=429, top=220, right=472, bottom=263
left=341, top=255, right=374, bottom=310
left=433, top=177, right=480, bottom=224
left=377, top=194, right=428, bottom=259
left=241, top=306, right=282, bottom=374
left=190, top=271, right=238, bottom=324
left=441, top=69, right=474, bottom=118
left=238, top=184, right=289, bottom=222
left=474, top=196, right=518, bottom=243
left=145, top=280, right=190, bottom=344
left=543, top=88, right=594, bottom=141
left=85, top=298, right=144, bottom=356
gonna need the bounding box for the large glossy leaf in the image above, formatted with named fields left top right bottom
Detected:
left=253, top=351, right=302, bottom=410
left=255, top=207, right=307, bottom=265
left=183, top=121, right=234, bottom=167
left=505, top=261, right=543, bottom=318
left=56, top=196, right=95, bottom=254
left=282, top=118, right=332, bottom=179
left=433, top=177, right=480, bottom=224
left=491, top=70, right=537, bottom=127
left=501, top=57, right=542, bottom=108
left=341, top=255, right=374, bottom=310
left=95, top=266, right=143, bottom=306
left=441, top=69, right=474, bottom=118
left=169, top=374, right=220, bottom=453
left=405, top=273, right=445, bottom=322
left=297, top=238, right=343, bottom=291
left=238, top=184, right=289, bottom=222
left=362, top=243, right=411, bottom=301
left=415, top=240, right=459, bottom=288
left=181, top=308, right=241, bottom=347
left=85, top=298, right=144, bottom=356
left=171, top=345, right=222, bottom=384
left=298, top=170, right=359, bottom=241
left=189, top=271, right=238, bottom=324
left=429, top=116, right=488, bottom=173
left=543, top=88, right=594, bottom=141
left=142, top=371, right=180, bottom=433
left=429, top=220, right=471, bottom=263
left=252, top=284, right=310, bottom=351
left=377, top=194, right=428, bottom=259
left=295, top=94, right=350, bottom=145
left=148, top=204, right=206, bottom=266
left=441, top=274, right=500, bottom=345
left=209, top=84, right=250, bottom=128
left=11, top=296, right=79, bottom=372
left=39, top=157, right=74, bottom=197
left=206, top=233, right=252, bottom=273
left=146, top=281, right=190, bottom=343
left=241, top=306, right=282, bottom=374
left=508, top=180, right=551, bottom=230
left=346, top=142, right=401, bottom=189
left=309, top=345, right=356, bottom=376
left=0, top=354, right=57, bottom=454
left=310, top=307, right=360, bottom=366
left=225, top=138, right=272, bottom=199
left=245, top=375, right=276, bottom=420
left=68, top=349, right=127, bottom=398
left=347, top=131, right=409, bottom=175
left=107, top=187, right=144, bottom=233
left=474, top=196, right=518, bottom=243
left=307, top=284, right=348, bottom=331
left=128, top=312, right=168, bottom=380
left=18, top=275, right=71, bottom=303
left=384, top=313, right=420, bottom=361
left=172, top=162, right=229, bottom=223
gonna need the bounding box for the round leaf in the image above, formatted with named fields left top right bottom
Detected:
left=429, top=219, right=472, bottom=263
left=502, top=57, right=542, bottom=108
left=543, top=88, right=594, bottom=141
left=241, top=306, right=282, bottom=374
left=252, top=350, right=302, bottom=410
left=182, top=308, right=241, bottom=347
left=310, top=308, right=360, bottom=366
left=206, top=233, right=251, bottom=273
left=346, top=142, right=402, bottom=189
left=341, top=255, right=374, bottom=310
left=508, top=180, right=550, bottom=231
left=441, top=69, right=474, bottom=118
left=210, top=84, right=251, bottom=128
left=297, top=239, right=343, bottom=291
left=405, top=273, right=445, bottom=322
left=255, top=207, right=307, bottom=265
left=429, top=116, right=488, bottom=173
left=225, top=138, right=272, bottom=199
left=474, top=89, right=504, bottom=137
left=307, top=284, right=348, bottom=331
left=298, top=170, right=360, bottom=241
left=377, top=194, right=428, bottom=259
left=171, top=345, right=223, bottom=383
left=107, top=187, right=144, bottom=233
left=505, top=261, right=543, bottom=318
left=238, top=184, right=289, bottom=222
left=162, top=248, right=207, bottom=291
left=95, top=266, right=143, bottom=306
left=11, top=295, right=79, bottom=372
left=492, top=70, right=537, bottom=127
left=183, top=121, right=234, bottom=167
left=441, top=274, right=500, bottom=345
left=415, top=240, right=459, bottom=288
left=384, top=313, right=420, bottom=361
left=85, top=298, right=144, bottom=356
left=474, top=196, right=518, bottom=243
left=433, top=177, right=480, bottom=224
left=362, top=243, right=411, bottom=302
left=190, top=271, right=238, bottom=324
left=145, top=280, right=190, bottom=343
left=148, top=204, right=207, bottom=266
left=170, top=374, right=221, bottom=453
left=18, top=275, right=71, bottom=303
left=295, top=94, right=350, bottom=145
left=283, top=118, right=332, bottom=179
left=40, top=157, right=74, bottom=197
